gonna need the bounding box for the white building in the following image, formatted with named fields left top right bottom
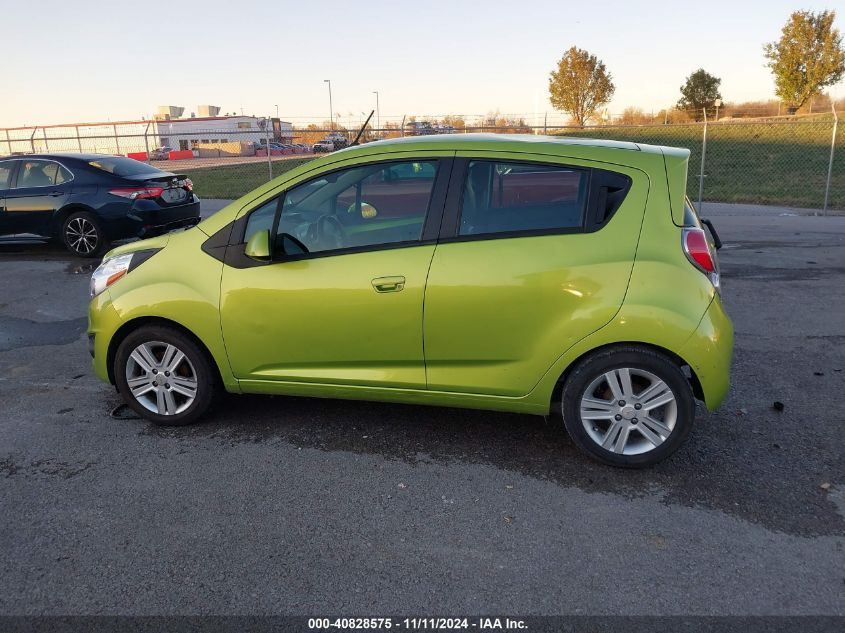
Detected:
left=154, top=115, right=293, bottom=151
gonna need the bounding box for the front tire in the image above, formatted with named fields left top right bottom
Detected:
left=114, top=325, right=216, bottom=426
left=62, top=211, right=108, bottom=258
left=561, top=346, right=695, bottom=468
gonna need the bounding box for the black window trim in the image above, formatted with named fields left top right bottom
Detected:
left=437, top=156, right=632, bottom=245
left=218, top=156, right=454, bottom=268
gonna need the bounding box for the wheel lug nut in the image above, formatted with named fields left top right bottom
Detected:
left=634, top=403, right=642, bottom=410
left=165, top=371, right=170, bottom=377
left=631, top=418, right=638, bottom=424
left=614, top=414, right=622, bottom=421
left=152, top=369, right=158, bottom=374
left=618, top=400, right=625, bottom=406
left=165, top=384, right=170, bottom=389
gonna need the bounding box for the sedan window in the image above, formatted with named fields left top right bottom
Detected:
left=0, top=161, right=13, bottom=189
left=88, top=157, right=166, bottom=177
left=16, top=160, right=57, bottom=188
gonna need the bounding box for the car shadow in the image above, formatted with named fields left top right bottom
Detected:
left=137, top=389, right=844, bottom=538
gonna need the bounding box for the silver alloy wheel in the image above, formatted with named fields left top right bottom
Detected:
left=66, top=217, right=98, bottom=255
left=579, top=368, right=678, bottom=455
left=125, top=341, right=198, bottom=416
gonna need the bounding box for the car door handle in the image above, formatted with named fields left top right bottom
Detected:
left=49, top=191, right=62, bottom=197
left=371, top=276, right=405, bottom=293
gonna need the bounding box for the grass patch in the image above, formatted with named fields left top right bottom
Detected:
left=183, top=157, right=315, bottom=199
left=556, top=119, right=843, bottom=209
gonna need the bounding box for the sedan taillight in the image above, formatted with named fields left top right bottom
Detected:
left=109, top=186, right=165, bottom=200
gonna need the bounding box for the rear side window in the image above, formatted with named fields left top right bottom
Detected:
left=459, top=161, right=588, bottom=237
left=0, top=161, right=13, bottom=189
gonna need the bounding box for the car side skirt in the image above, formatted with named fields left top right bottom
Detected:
left=235, top=379, right=549, bottom=415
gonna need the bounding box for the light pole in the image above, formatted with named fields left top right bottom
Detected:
left=324, top=80, right=333, bottom=130
left=274, top=104, right=279, bottom=118
left=372, top=91, right=380, bottom=136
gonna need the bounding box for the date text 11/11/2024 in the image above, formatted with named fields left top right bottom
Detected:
left=307, top=617, right=528, bottom=630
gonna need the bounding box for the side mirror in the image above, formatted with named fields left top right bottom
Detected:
left=244, top=230, right=270, bottom=260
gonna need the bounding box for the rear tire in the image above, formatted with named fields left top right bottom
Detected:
left=560, top=346, right=695, bottom=468
left=114, top=325, right=217, bottom=426
left=62, top=211, right=108, bottom=258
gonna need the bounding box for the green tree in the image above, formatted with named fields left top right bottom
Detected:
left=764, top=10, right=845, bottom=113
left=677, top=69, right=723, bottom=121
left=548, top=47, right=615, bottom=127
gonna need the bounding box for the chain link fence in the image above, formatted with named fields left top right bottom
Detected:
left=2, top=113, right=841, bottom=211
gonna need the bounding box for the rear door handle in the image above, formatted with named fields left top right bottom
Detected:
left=371, top=276, right=405, bottom=293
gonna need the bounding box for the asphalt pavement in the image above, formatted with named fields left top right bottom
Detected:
left=0, top=202, right=843, bottom=616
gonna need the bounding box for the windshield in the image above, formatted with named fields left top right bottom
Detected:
left=88, top=157, right=168, bottom=177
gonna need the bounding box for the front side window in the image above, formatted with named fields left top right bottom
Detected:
left=459, top=161, right=588, bottom=237
left=243, top=160, right=438, bottom=257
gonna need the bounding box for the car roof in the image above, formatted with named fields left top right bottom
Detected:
left=353, top=133, right=647, bottom=153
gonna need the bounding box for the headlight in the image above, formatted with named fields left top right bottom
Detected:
left=90, top=253, right=134, bottom=297
left=89, top=248, right=161, bottom=297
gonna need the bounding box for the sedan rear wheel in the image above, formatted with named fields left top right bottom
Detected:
left=62, top=211, right=107, bottom=258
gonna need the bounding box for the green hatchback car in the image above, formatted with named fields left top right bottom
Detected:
left=88, top=134, right=732, bottom=467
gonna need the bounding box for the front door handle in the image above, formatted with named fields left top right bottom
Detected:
left=372, top=276, right=405, bottom=293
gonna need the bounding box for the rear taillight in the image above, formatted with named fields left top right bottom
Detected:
left=109, top=186, right=165, bottom=200
left=682, top=227, right=720, bottom=291
left=683, top=228, right=715, bottom=272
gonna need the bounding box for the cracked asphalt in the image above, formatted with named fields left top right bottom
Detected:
left=0, top=202, right=843, bottom=616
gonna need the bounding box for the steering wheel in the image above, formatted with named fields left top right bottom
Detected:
left=315, top=215, right=347, bottom=250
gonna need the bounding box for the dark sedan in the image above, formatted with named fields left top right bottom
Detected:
left=0, top=153, right=200, bottom=257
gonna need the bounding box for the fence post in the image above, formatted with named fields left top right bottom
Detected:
left=75, top=126, right=83, bottom=153
left=697, top=108, right=708, bottom=212
left=29, top=127, right=37, bottom=153
left=401, top=115, right=406, bottom=137
left=265, top=118, right=273, bottom=180
left=43, top=127, right=49, bottom=152
left=4, top=129, right=9, bottom=155
left=113, top=124, right=120, bottom=155
left=544, top=112, right=547, bottom=135
left=822, top=104, right=839, bottom=216
left=143, top=121, right=151, bottom=163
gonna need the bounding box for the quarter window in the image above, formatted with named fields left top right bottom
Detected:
left=243, top=160, right=439, bottom=257
left=459, top=161, right=588, bottom=237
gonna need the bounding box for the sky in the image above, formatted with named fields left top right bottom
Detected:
left=3, top=0, right=843, bottom=128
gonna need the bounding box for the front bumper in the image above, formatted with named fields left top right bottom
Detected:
left=679, top=295, right=734, bottom=411
left=88, top=291, right=122, bottom=384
